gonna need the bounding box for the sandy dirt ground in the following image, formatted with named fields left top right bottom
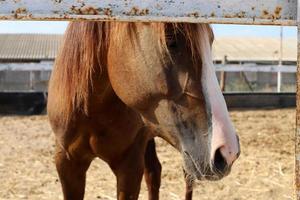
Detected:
left=0, top=109, right=295, bottom=200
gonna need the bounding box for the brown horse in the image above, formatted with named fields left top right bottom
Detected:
left=47, top=22, right=240, bottom=200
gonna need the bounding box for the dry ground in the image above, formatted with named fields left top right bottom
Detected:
left=0, top=109, right=295, bottom=200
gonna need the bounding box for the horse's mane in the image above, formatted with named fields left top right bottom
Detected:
left=48, top=21, right=214, bottom=124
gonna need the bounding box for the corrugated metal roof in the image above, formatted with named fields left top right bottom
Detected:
left=0, top=34, right=62, bottom=61
left=213, top=37, right=297, bottom=62
left=0, top=34, right=297, bottom=62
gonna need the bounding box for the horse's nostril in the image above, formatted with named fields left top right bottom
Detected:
left=213, top=148, right=228, bottom=174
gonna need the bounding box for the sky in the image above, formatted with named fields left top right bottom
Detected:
left=0, top=21, right=297, bottom=38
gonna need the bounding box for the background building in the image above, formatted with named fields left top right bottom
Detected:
left=0, top=34, right=297, bottom=92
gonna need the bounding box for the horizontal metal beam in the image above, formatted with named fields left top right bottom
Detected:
left=0, top=62, right=53, bottom=71
left=216, top=64, right=297, bottom=73
left=0, top=0, right=297, bottom=25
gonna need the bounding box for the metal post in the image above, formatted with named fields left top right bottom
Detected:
left=29, top=70, right=34, bottom=90
left=295, top=1, right=300, bottom=199
left=277, top=68, right=282, bottom=92
left=277, top=26, right=283, bottom=93
left=220, top=56, right=227, bottom=92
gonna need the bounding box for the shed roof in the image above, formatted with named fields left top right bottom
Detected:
left=213, top=37, right=297, bottom=62
left=0, top=34, right=61, bottom=61
left=0, top=34, right=297, bottom=62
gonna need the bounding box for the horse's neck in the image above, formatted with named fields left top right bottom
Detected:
left=87, top=69, right=144, bottom=131
left=87, top=69, right=124, bottom=115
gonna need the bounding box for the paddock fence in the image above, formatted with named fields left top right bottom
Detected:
left=1, top=0, right=300, bottom=199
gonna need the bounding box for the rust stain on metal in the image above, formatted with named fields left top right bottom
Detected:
left=274, top=6, right=282, bottom=19
left=11, top=7, right=28, bottom=19
left=224, top=14, right=232, bottom=18
left=0, top=16, right=9, bottom=20
left=124, top=7, right=149, bottom=16
left=70, top=5, right=100, bottom=15
left=103, top=8, right=112, bottom=16
left=187, top=12, right=199, bottom=18
left=262, top=10, right=269, bottom=16
left=14, top=7, right=27, bottom=15
left=236, top=11, right=246, bottom=18
left=139, top=8, right=150, bottom=16
left=261, top=6, right=282, bottom=20
left=223, top=11, right=246, bottom=19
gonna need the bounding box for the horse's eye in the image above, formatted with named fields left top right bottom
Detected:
left=167, top=39, right=177, bottom=48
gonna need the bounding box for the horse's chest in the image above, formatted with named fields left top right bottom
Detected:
left=88, top=114, right=143, bottom=162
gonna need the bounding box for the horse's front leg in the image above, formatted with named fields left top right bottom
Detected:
left=112, top=150, right=144, bottom=200
left=144, top=138, right=162, bottom=200
left=111, top=131, right=148, bottom=200
left=184, top=169, right=193, bottom=200
left=185, top=183, right=193, bottom=200
left=55, top=140, right=93, bottom=200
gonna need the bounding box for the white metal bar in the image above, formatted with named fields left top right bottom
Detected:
left=0, top=62, right=53, bottom=71
left=0, top=0, right=297, bottom=25
left=29, top=70, right=34, bottom=90
left=277, top=71, right=282, bottom=92
left=215, top=64, right=297, bottom=73
left=1, top=63, right=296, bottom=73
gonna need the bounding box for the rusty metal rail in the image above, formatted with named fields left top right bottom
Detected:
left=0, top=0, right=297, bottom=25
left=1, top=0, right=300, bottom=199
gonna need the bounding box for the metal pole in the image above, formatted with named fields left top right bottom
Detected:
left=277, top=26, right=283, bottom=93
left=220, top=56, right=227, bottom=92
left=295, top=1, right=300, bottom=199
left=29, top=70, right=34, bottom=90
left=280, top=26, right=283, bottom=64
left=277, top=74, right=281, bottom=92
left=277, top=73, right=281, bottom=91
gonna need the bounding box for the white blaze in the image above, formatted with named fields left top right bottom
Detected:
left=198, top=25, right=239, bottom=165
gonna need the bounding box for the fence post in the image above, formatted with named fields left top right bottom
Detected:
left=277, top=65, right=282, bottom=92
left=295, top=1, right=300, bottom=199
left=220, top=56, right=227, bottom=92
left=29, top=70, right=34, bottom=90
left=277, top=26, right=283, bottom=93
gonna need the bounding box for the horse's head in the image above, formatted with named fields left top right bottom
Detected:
left=108, top=23, right=240, bottom=181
